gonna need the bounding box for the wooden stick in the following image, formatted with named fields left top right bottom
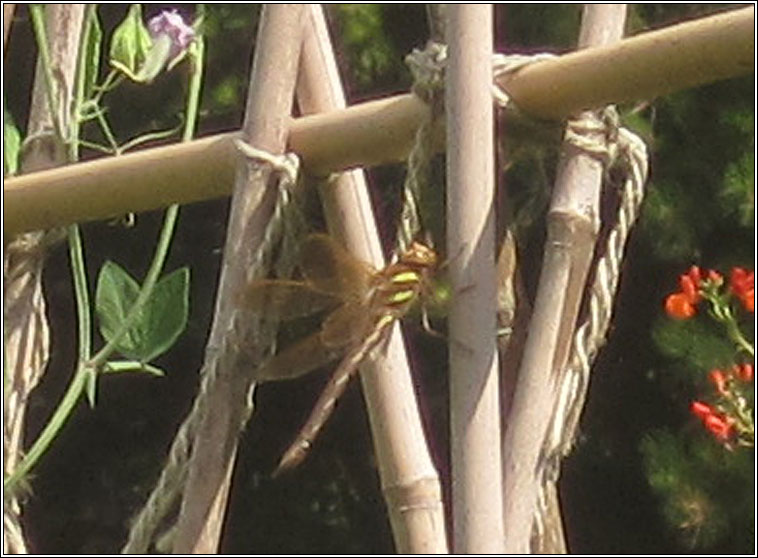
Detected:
left=3, top=7, right=753, bottom=236
left=446, top=5, right=504, bottom=553
left=297, top=5, right=448, bottom=553
left=502, top=5, right=628, bottom=553
left=3, top=5, right=85, bottom=554
left=3, top=4, right=15, bottom=50
left=170, top=5, right=305, bottom=553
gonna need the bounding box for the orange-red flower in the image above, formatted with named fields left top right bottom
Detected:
left=730, top=267, right=754, bottom=313
left=665, top=266, right=704, bottom=319
left=690, top=400, right=734, bottom=442
left=734, top=363, right=754, bottom=383
left=703, top=413, right=733, bottom=441
left=679, top=266, right=702, bottom=302
left=690, top=400, right=714, bottom=420
left=665, top=292, right=697, bottom=319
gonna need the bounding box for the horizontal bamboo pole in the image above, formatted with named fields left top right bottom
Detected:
left=3, top=6, right=753, bottom=236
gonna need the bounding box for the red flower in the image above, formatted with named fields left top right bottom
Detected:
left=665, top=266, right=704, bottom=319
left=665, top=292, right=697, bottom=319
left=680, top=266, right=703, bottom=303
left=690, top=400, right=714, bottom=420
left=734, top=363, right=754, bottom=383
left=690, top=400, right=735, bottom=442
left=703, top=413, right=733, bottom=441
left=730, top=267, right=754, bottom=313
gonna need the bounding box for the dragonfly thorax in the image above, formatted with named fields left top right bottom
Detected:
left=371, top=241, right=437, bottom=316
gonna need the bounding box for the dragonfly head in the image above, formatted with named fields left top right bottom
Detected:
left=402, top=241, right=438, bottom=271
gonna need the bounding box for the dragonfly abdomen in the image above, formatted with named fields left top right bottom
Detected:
left=273, top=314, right=396, bottom=475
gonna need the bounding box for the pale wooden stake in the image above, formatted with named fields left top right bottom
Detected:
left=3, top=5, right=85, bottom=554
left=3, top=6, right=752, bottom=237
left=446, top=5, right=504, bottom=553
left=296, top=6, right=448, bottom=552
left=501, top=5, right=628, bottom=554
left=3, top=4, right=15, bottom=49
left=170, top=5, right=305, bottom=553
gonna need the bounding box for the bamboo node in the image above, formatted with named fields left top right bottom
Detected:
left=540, top=109, right=649, bottom=485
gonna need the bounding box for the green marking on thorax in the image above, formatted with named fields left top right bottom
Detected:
left=391, top=270, right=422, bottom=285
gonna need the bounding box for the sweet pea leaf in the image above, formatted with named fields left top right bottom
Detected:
left=138, top=267, right=190, bottom=362
left=96, top=260, right=143, bottom=359
left=95, top=262, right=190, bottom=363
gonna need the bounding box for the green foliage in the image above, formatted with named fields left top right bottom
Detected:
left=95, top=261, right=190, bottom=363
left=330, top=5, right=397, bottom=87
left=640, top=80, right=755, bottom=262
left=109, top=5, right=153, bottom=78
left=652, top=316, right=736, bottom=377
left=500, top=4, right=581, bottom=51
left=719, top=149, right=754, bottom=228
left=641, top=429, right=754, bottom=549
left=201, top=5, right=258, bottom=117
left=641, top=181, right=700, bottom=261
left=3, top=105, right=20, bottom=176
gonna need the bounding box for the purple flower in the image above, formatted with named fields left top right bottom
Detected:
left=148, top=10, right=195, bottom=59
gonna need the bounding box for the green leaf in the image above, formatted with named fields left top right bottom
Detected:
left=96, top=260, right=142, bottom=359
left=109, top=4, right=152, bottom=79
left=4, top=105, right=21, bottom=176
left=139, top=267, right=190, bottom=362
left=82, top=9, right=102, bottom=100
left=95, top=262, right=190, bottom=363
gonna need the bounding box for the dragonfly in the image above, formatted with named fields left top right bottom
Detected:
left=241, top=233, right=438, bottom=475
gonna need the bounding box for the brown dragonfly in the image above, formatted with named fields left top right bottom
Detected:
left=241, top=233, right=438, bottom=475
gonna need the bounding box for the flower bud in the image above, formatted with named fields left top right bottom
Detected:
left=665, top=292, right=696, bottom=320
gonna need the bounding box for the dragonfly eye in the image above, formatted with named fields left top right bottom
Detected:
left=403, top=242, right=438, bottom=268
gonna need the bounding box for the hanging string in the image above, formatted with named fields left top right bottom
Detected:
left=405, top=42, right=650, bottom=549
left=121, top=144, right=305, bottom=553
left=541, top=113, right=649, bottom=477
left=398, top=44, right=557, bottom=256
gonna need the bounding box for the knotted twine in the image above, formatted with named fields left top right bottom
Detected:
left=121, top=145, right=306, bottom=553
left=402, top=41, right=649, bottom=546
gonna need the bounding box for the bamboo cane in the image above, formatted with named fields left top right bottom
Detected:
left=297, top=5, right=449, bottom=553
left=446, top=5, right=505, bottom=553
left=3, top=5, right=85, bottom=554
left=501, top=5, right=628, bottom=553
left=3, top=4, right=15, bottom=50
left=3, top=6, right=753, bottom=237
left=170, top=5, right=306, bottom=553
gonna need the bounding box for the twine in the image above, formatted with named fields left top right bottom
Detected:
left=122, top=41, right=649, bottom=553
left=406, top=42, right=650, bottom=549
left=121, top=143, right=305, bottom=553
left=538, top=110, right=649, bottom=481
left=398, top=44, right=557, bottom=255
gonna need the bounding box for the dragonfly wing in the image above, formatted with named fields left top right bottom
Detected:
left=240, top=280, right=340, bottom=320
left=319, top=301, right=377, bottom=349
left=299, top=234, right=373, bottom=299
left=254, top=332, right=341, bottom=382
